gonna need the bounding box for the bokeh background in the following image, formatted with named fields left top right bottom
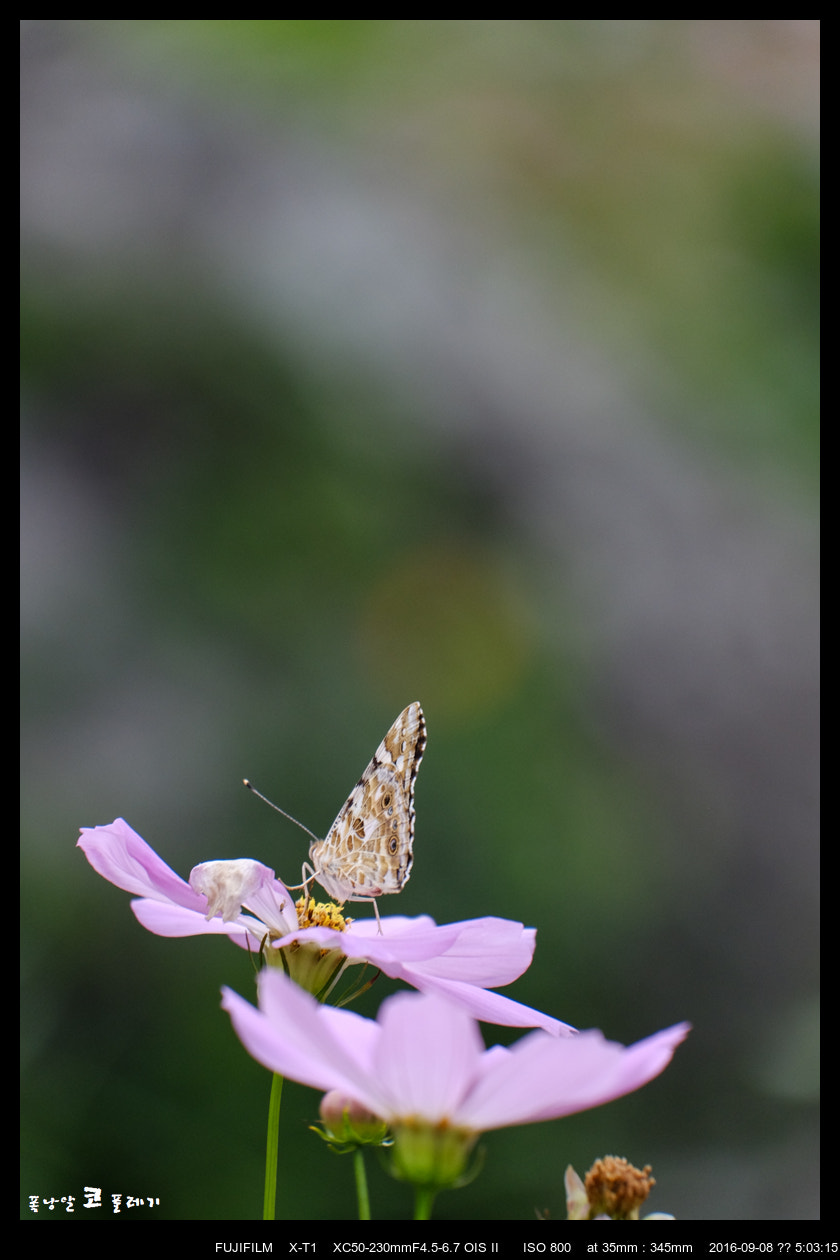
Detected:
left=21, top=20, right=819, bottom=1222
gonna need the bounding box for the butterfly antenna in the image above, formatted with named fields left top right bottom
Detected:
left=242, top=779, right=321, bottom=845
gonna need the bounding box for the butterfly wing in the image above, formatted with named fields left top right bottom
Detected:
left=309, top=702, right=426, bottom=903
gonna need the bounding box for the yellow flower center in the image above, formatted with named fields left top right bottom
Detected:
left=296, top=895, right=353, bottom=931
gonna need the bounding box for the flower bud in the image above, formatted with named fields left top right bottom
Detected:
left=318, top=1091, right=389, bottom=1147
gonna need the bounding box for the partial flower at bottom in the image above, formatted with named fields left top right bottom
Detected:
left=565, top=1157, right=673, bottom=1220
left=222, top=969, right=690, bottom=1190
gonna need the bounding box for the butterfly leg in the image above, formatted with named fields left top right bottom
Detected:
left=299, top=861, right=317, bottom=915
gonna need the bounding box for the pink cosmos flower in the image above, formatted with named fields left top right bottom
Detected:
left=77, top=818, right=573, bottom=1034
left=222, top=968, right=690, bottom=1183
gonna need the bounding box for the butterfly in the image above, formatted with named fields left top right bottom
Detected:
left=306, top=702, right=426, bottom=906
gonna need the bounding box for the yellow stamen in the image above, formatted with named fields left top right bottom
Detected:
left=296, top=895, right=353, bottom=931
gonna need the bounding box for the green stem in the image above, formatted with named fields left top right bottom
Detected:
left=263, top=1072, right=284, bottom=1221
left=353, top=1148, right=371, bottom=1220
left=413, top=1186, right=437, bottom=1221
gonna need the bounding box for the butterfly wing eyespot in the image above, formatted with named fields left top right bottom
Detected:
left=307, top=702, right=426, bottom=905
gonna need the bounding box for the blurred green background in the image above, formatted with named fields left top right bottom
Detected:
left=21, top=20, right=819, bottom=1222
